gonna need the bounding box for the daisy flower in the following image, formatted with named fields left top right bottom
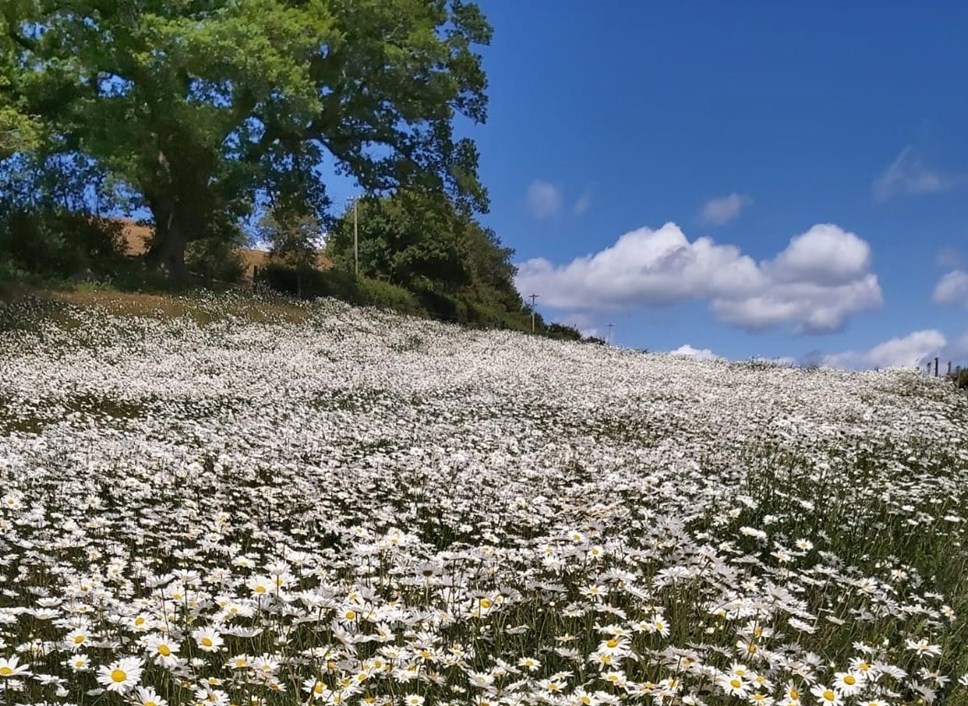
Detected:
left=65, top=653, right=91, bottom=672
left=809, top=684, right=842, bottom=706
left=192, top=627, right=224, bottom=652
left=833, top=670, right=864, bottom=696
left=143, top=634, right=181, bottom=667
left=133, top=686, right=169, bottom=706
left=96, top=656, right=144, bottom=693
left=717, top=673, right=748, bottom=697
left=64, top=627, right=91, bottom=651
left=0, top=656, right=30, bottom=678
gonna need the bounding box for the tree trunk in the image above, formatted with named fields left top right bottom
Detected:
left=144, top=208, right=191, bottom=283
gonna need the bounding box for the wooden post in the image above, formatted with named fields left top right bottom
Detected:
left=935, top=357, right=939, bottom=377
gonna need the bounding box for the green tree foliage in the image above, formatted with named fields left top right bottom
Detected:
left=0, top=4, right=40, bottom=158
left=0, top=149, right=127, bottom=280
left=4, top=0, right=491, bottom=279
left=327, top=190, right=468, bottom=291
left=258, top=207, right=324, bottom=272
left=324, top=188, right=561, bottom=333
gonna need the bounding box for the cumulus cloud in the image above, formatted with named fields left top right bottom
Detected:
left=936, top=247, right=963, bottom=270
left=668, top=344, right=722, bottom=361
left=699, top=193, right=751, bottom=226
left=556, top=312, right=600, bottom=339
left=527, top=180, right=562, bottom=219
left=515, top=222, right=882, bottom=334
left=944, top=330, right=968, bottom=361
left=873, top=147, right=954, bottom=201
left=573, top=193, right=591, bottom=215
left=822, top=330, right=947, bottom=370
left=933, top=270, right=968, bottom=308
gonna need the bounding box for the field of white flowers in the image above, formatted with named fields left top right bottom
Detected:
left=1, top=295, right=967, bottom=706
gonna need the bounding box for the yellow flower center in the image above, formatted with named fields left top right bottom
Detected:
left=158, top=645, right=171, bottom=657
left=790, top=689, right=799, bottom=700
left=344, top=610, right=356, bottom=620
left=0, top=667, right=12, bottom=677
left=730, top=679, right=742, bottom=689
left=844, top=675, right=856, bottom=686
left=606, top=638, right=619, bottom=648
left=111, top=669, right=127, bottom=683
left=135, top=617, right=145, bottom=626
left=314, top=683, right=325, bottom=694
left=480, top=599, right=492, bottom=609
left=74, top=635, right=85, bottom=644
left=145, top=701, right=158, bottom=706
left=201, top=637, right=213, bottom=647
left=254, top=585, right=267, bottom=594
left=823, top=690, right=835, bottom=702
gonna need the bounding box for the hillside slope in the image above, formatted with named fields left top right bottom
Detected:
left=1, top=297, right=967, bottom=705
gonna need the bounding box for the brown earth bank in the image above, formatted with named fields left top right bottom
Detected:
left=117, top=218, right=330, bottom=279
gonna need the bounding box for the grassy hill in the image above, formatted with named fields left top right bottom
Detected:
left=1, top=293, right=967, bottom=706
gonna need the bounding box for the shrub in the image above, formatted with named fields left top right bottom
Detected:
left=0, top=209, right=126, bottom=279
left=255, top=263, right=360, bottom=301
left=185, top=237, right=246, bottom=284
left=544, top=322, right=583, bottom=341
left=357, top=277, right=424, bottom=316
left=414, top=286, right=467, bottom=323
left=957, top=369, right=968, bottom=390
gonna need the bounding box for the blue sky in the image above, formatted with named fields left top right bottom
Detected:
left=453, top=2, right=968, bottom=368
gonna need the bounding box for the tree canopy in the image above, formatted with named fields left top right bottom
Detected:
left=3, top=0, right=492, bottom=278
left=327, top=190, right=468, bottom=290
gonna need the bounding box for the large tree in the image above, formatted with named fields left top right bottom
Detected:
left=0, top=4, right=39, bottom=158
left=3, top=0, right=491, bottom=279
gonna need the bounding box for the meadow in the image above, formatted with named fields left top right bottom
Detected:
left=0, top=295, right=967, bottom=706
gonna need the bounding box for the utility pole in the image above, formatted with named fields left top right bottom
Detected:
left=528, top=293, right=539, bottom=332
left=606, top=323, right=614, bottom=345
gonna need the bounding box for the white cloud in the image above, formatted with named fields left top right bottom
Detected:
left=933, top=270, right=968, bottom=308
left=515, top=222, right=882, bottom=334
left=872, top=147, right=954, bottom=201
left=699, top=193, right=751, bottom=226
left=766, top=224, right=871, bottom=285
left=936, top=247, right=963, bottom=270
left=527, top=180, right=562, bottom=219
left=668, top=344, right=722, bottom=361
left=573, top=193, right=591, bottom=215
left=823, top=330, right=947, bottom=370
left=944, top=330, right=968, bottom=361
left=557, top=312, right=600, bottom=339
